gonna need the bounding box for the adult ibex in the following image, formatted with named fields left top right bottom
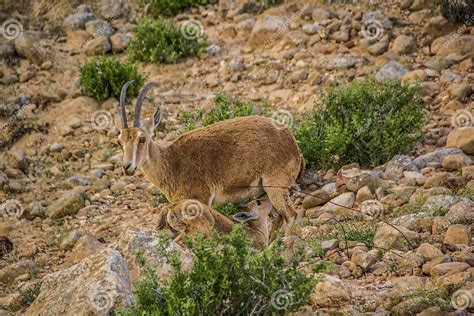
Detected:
left=115, top=81, right=303, bottom=235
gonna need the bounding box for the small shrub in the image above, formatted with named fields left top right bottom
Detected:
left=80, top=58, right=144, bottom=101
left=128, top=18, right=207, bottom=64
left=295, top=79, right=425, bottom=169
left=181, top=91, right=255, bottom=132
left=213, top=203, right=240, bottom=216
left=440, top=0, right=474, bottom=24
left=142, top=0, right=208, bottom=17
left=121, top=226, right=328, bottom=315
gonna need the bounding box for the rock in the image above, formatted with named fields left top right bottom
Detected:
left=206, top=43, right=222, bottom=56
left=430, top=262, right=470, bottom=277
left=0, top=236, right=13, bottom=258
left=310, top=275, right=350, bottom=307
left=26, top=248, right=134, bottom=315
left=302, top=189, right=330, bottom=209
left=63, top=13, right=97, bottom=30
left=48, top=190, right=86, bottom=219
left=343, top=169, right=379, bottom=192
left=319, top=192, right=355, bottom=213
left=436, top=35, right=474, bottom=58
left=446, top=128, right=474, bottom=155
left=85, top=20, right=114, bottom=37
left=68, top=235, right=104, bottom=264
left=416, top=243, right=443, bottom=261
left=119, top=230, right=194, bottom=282
left=449, top=83, right=472, bottom=100
left=0, top=260, right=37, bottom=284
left=324, top=56, right=358, bottom=70
left=351, top=250, right=377, bottom=272
left=61, top=230, right=82, bottom=250
left=9, top=148, right=27, bottom=171
left=110, top=181, right=126, bottom=195
left=373, top=224, right=419, bottom=251
left=302, top=23, right=320, bottom=35
left=84, top=36, right=111, bottom=55
left=423, top=57, right=454, bottom=71
left=360, top=200, right=384, bottom=218
left=413, top=148, right=463, bottom=169
left=446, top=201, right=474, bottom=224
left=110, top=33, right=130, bottom=52
left=375, top=61, right=409, bottom=82
left=401, top=69, right=427, bottom=84
left=384, top=155, right=417, bottom=181
left=441, top=153, right=472, bottom=171
left=50, top=143, right=64, bottom=152
left=356, top=186, right=372, bottom=203
left=248, top=16, right=287, bottom=48
left=392, top=35, right=416, bottom=54
left=444, top=224, right=471, bottom=245
left=14, top=34, right=44, bottom=65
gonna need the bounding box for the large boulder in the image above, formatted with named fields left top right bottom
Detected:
left=26, top=248, right=134, bottom=315
left=373, top=224, right=419, bottom=251
left=248, top=16, right=287, bottom=48
left=119, top=230, right=194, bottom=282
left=446, top=128, right=474, bottom=155
left=310, top=275, right=350, bottom=307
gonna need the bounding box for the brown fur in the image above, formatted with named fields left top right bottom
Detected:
left=159, top=198, right=273, bottom=249
left=117, top=116, right=303, bottom=236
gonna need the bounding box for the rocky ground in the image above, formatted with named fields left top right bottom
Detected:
left=0, top=0, right=473, bottom=314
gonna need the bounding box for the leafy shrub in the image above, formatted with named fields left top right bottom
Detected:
left=128, top=18, right=207, bottom=64
left=213, top=203, right=240, bottom=216
left=295, top=79, right=425, bottom=169
left=121, top=226, right=327, bottom=315
left=440, top=0, right=474, bottom=24
left=181, top=91, right=255, bottom=132
left=80, top=58, right=144, bottom=101
left=142, top=0, right=208, bottom=17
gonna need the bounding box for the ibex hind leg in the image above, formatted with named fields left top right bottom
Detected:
left=262, top=183, right=296, bottom=237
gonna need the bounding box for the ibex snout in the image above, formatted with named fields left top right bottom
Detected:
left=122, top=162, right=136, bottom=175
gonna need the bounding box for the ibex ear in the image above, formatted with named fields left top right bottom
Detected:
left=232, top=211, right=258, bottom=223
left=147, top=107, right=162, bottom=136
left=114, top=113, right=125, bottom=131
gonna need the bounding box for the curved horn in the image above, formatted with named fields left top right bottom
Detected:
left=134, top=82, right=158, bottom=127
left=119, top=80, right=135, bottom=129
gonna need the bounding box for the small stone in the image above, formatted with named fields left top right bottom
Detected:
left=375, top=61, right=409, bottom=82
left=47, top=190, right=86, bottom=219
left=446, top=128, right=474, bottom=155
left=356, top=186, right=372, bottom=203
left=310, top=275, right=350, bottom=307
left=68, top=235, right=104, bottom=264
left=392, top=35, right=416, bottom=54
left=430, top=262, right=470, bottom=277
left=444, top=224, right=471, bottom=245
left=111, top=181, right=126, bottom=195
left=416, top=243, right=443, bottom=261
left=373, top=224, right=419, bottom=251
left=49, top=143, right=64, bottom=152
left=441, top=153, right=472, bottom=171
left=0, top=260, right=37, bottom=284
left=302, top=189, right=331, bottom=209
left=110, top=33, right=130, bottom=53
left=84, top=36, right=111, bottom=56
left=60, top=230, right=82, bottom=250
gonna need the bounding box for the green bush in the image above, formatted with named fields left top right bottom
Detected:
left=295, top=79, right=425, bottom=169
left=80, top=58, right=144, bottom=101
left=181, top=91, right=255, bottom=132
left=440, top=0, right=474, bottom=24
left=213, top=203, right=240, bottom=216
left=142, top=0, right=208, bottom=17
left=128, top=18, right=207, bottom=64
left=121, top=226, right=327, bottom=315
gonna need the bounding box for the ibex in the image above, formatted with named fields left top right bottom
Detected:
left=115, top=81, right=303, bottom=236
left=157, top=197, right=274, bottom=249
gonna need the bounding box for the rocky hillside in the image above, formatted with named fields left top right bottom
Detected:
left=0, top=0, right=473, bottom=314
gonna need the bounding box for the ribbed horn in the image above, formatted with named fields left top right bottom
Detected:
left=134, top=82, right=158, bottom=127
left=119, top=80, right=135, bottom=129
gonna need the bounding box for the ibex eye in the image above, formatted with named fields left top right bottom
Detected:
left=139, top=137, right=146, bottom=144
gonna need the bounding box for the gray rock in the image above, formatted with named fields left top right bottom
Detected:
left=110, top=33, right=130, bottom=53
left=85, top=20, right=115, bottom=37
left=25, top=248, right=134, bottom=315
left=63, top=13, right=97, bottom=30
left=302, top=23, right=320, bottom=35
left=413, top=148, right=463, bottom=169
left=385, top=155, right=417, bottom=181
left=324, top=56, right=358, bottom=70
left=440, top=70, right=462, bottom=83
left=207, top=43, right=222, bottom=56
left=48, top=190, right=86, bottom=219
left=50, top=143, right=64, bottom=152
left=375, top=61, right=409, bottom=81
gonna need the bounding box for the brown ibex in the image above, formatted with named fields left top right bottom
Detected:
left=158, top=198, right=274, bottom=249
left=115, top=81, right=303, bottom=235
